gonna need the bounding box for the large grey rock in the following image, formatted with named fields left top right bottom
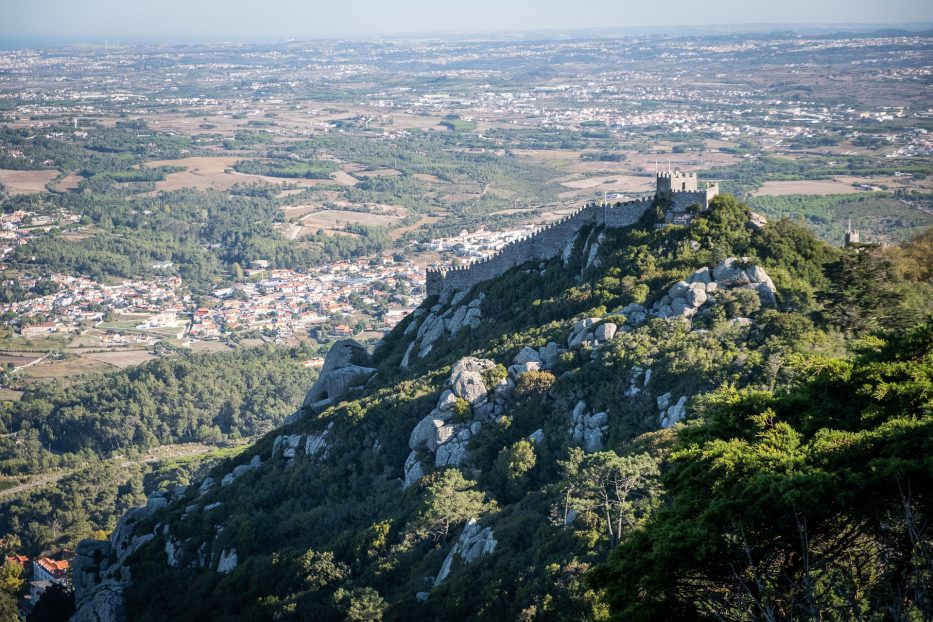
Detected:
left=508, top=361, right=541, bottom=378
left=669, top=280, right=691, bottom=299
left=568, top=317, right=600, bottom=347
left=435, top=519, right=497, bottom=585
left=569, top=401, right=607, bottom=452
left=618, top=302, right=648, bottom=326
left=447, top=305, right=469, bottom=337
left=165, top=536, right=181, bottom=568
left=217, top=548, right=238, bottom=574
left=594, top=322, right=617, bottom=342
left=689, top=267, right=712, bottom=284
left=660, top=395, right=689, bottom=428
left=221, top=455, right=261, bottom=487
left=400, top=342, right=415, bottom=370
left=713, top=258, right=753, bottom=286
left=301, top=339, right=375, bottom=410
left=198, top=477, right=215, bottom=496
left=749, top=212, right=768, bottom=230
left=450, top=357, right=494, bottom=405
left=463, top=306, right=482, bottom=331
left=304, top=426, right=331, bottom=458
left=420, top=315, right=446, bottom=347
left=538, top=342, right=562, bottom=367
left=583, top=425, right=605, bottom=452
left=434, top=422, right=458, bottom=448
left=671, top=297, right=690, bottom=315
left=514, top=347, right=541, bottom=365
left=403, top=451, right=426, bottom=488
left=72, top=540, right=125, bottom=622
left=410, top=414, right=444, bottom=451
left=435, top=437, right=469, bottom=467
left=686, top=283, right=708, bottom=307
left=273, top=434, right=302, bottom=459
left=436, top=390, right=458, bottom=411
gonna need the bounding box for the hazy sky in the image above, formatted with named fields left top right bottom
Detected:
left=2, top=0, right=932, bottom=45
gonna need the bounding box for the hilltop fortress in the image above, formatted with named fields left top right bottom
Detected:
left=426, top=170, right=718, bottom=299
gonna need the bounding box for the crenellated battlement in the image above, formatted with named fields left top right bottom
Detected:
left=425, top=171, right=719, bottom=299
left=426, top=198, right=652, bottom=298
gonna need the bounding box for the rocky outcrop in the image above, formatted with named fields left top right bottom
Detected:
left=657, top=393, right=689, bottom=428
left=403, top=295, right=485, bottom=366
left=300, top=339, right=375, bottom=412
left=569, top=401, right=609, bottom=453
left=647, top=258, right=777, bottom=321
left=624, top=366, right=652, bottom=397
left=217, top=549, right=238, bottom=574
left=403, top=357, right=513, bottom=487
left=72, top=490, right=176, bottom=622
left=270, top=423, right=333, bottom=463
left=221, top=454, right=261, bottom=487
left=434, top=519, right=498, bottom=585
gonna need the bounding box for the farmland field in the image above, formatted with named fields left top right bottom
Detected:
left=0, top=168, right=59, bottom=194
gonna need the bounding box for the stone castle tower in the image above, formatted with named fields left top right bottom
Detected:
left=655, top=169, right=719, bottom=224
left=844, top=219, right=860, bottom=247
left=656, top=169, right=699, bottom=194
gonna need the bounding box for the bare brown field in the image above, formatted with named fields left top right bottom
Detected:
left=834, top=175, right=933, bottom=192
left=0, top=353, right=41, bottom=367
left=385, top=112, right=446, bottom=131
left=146, top=112, right=251, bottom=136
left=348, top=166, right=401, bottom=178
left=300, top=209, right=403, bottom=230
left=390, top=214, right=444, bottom=240
left=282, top=204, right=321, bottom=219
left=331, top=171, right=359, bottom=186
left=53, top=172, right=84, bottom=192
left=188, top=341, right=232, bottom=354
left=0, top=388, right=22, bottom=402
left=21, top=357, right=112, bottom=380
left=625, top=151, right=740, bottom=172
left=557, top=174, right=655, bottom=200
left=82, top=350, right=157, bottom=368
left=413, top=173, right=447, bottom=183
left=752, top=180, right=864, bottom=196
left=0, top=169, right=59, bottom=195
left=145, top=157, right=357, bottom=192
left=559, top=174, right=653, bottom=191
left=275, top=188, right=306, bottom=198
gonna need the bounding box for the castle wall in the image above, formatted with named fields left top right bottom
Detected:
left=669, top=191, right=709, bottom=213
left=425, top=171, right=716, bottom=299
left=426, top=199, right=652, bottom=298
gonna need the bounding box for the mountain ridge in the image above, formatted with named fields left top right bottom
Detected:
left=69, top=194, right=933, bottom=622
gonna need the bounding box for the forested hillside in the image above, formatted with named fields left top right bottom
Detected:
left=0, top=345, right=316, bottom=556
left=72, top=196, right=931, bottom=622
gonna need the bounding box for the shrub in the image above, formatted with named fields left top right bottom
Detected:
left=481, top=364, right=508, bottom=391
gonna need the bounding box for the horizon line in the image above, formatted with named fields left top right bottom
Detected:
left=2, top=21, right=932, bottom=51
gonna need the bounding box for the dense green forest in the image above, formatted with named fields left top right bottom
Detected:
left=0, top=345, right=317, bottom=471
left=0, top=449, right=240, bottom=557
left=0, top=344, right=317, bottom=556
left=103, top=197, right=930, bottom=621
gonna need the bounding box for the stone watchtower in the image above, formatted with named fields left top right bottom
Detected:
left=655, top=169, right=719, bottom=224
left=844, top=219, right=860, bottom=247
left=656, top=170, right=698, bottom=194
